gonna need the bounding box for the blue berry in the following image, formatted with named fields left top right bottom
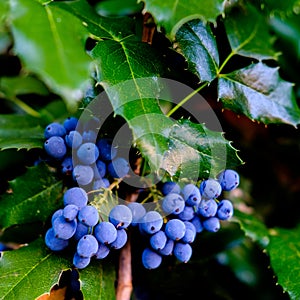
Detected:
left=165, top=219, right=186, bottom=241
left=142, top=248, right=162, bottom=269
left=173, top=242, right=192, bottom=263
left=190, top=215, right=204, bottom=233
left=73, top=252, right=91, bottom=269
left=181, top=221, right=196, bottom=244
left=73, top=222, right=90, bottom=241
left=97, top=138, right=117, bottom=161
left=200, top=179, right=222, bottom=199
left=61, top=156, right=73, bottom=175
left=45, top=228, right=69, bottom=251
left=95, top=243, right=110, bottom=259
left=77, top=142, right=99, bottom=165
left=63, top=204, right=78, bottom=221
left=78, top=205, right=99, bottom=227
left=161, top=193, right=185, bottom=215
left=110, top=228, right=128, bottom=249
left=63, top=117, right=78, bottom=133
left=73, top=165, right=94, bottom=185
left=107, top=157, right=130, bottom=178
left=197, top=199, right=218, bottom=218
left=82, top=130, right=97, bottom=142
left=127, top=202, right=146, bottom=226
left=52, top=216, right=77, bottom=240
left=161, top=181, right=181, bottom=195
left=44, top=122, right=66, bottom=139
left=140, top=211, right=163, bottom=234
left=150, top=230, right=167, bottom=251
left=217, top=199, right=234, bottom=220
left=94, top=221, right=117, bottom=244
left=63, top=187, right=88, bottom=209
left=217, top=169, right=240, bottom=191
left=203, top=217, right=220, bottom=232
left=181, top=183, right=201, bottom=206
left=51, top=209, right=63, bottom=225
left=77, top=234, right=98, bottom=258
left=109, top=204, right=132, bottom=229
left=65, top=131, right=82, bottom=149
left=93, top=178, right=110, bottom=190
left=95, top=159, right=106, bottom=178
left=178, top=205, right=195, bottom=221
left=44, top=136, right=67, bottom=159
left=158, top=239, right=174, bottom=256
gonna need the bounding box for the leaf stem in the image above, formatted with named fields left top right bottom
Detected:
left=217, top=51, right=236, bottom=75
left=166, top=81, right=209, bottom=118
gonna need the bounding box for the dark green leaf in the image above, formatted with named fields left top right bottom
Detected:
left=80, top=260, right=116, bottom=300
left=0, top=163, right=64, bottom=230
left=267, top=226, right=300, bottom=300
left=218, top=62, right=300, bottom=126
left=91, top=39, right=173, bottom=171
left=0, top=114, right=44, bottom=150
left=9, top=0, right=92, bottom=110
left=0, top=238, right=71, bottom=300
left=162, top=119, right=243, bottom=179
left=231, top=208, right=270, bottom=248
left=55, top=0, right=135, bottom=40
left=0, top=76, right=49, bottom=98
left=175, top=19, right=219, bottom=82
left=139, top=0, right=225, bottom=38
left=223, top=3, right=278, bottom=60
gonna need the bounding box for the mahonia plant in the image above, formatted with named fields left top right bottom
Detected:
left=0, top=0, right=300, bottom=299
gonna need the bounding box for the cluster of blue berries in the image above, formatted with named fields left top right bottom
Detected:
left=45, top=187, right=130, bottom=269
left=137, top=169, right=239, bottom=269
left=44, top=165, right=239, bottom=270
left=43, top=117, right=130, bottom=188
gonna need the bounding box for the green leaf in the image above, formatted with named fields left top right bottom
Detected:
left=139, top=0, right=225, bottom=38
left=223, top=3, right=278, bottom=60
left=55, top=0, right=135, bottom=40
left=0, top=114, right=44, bottom=150
left=162, top=119, right=243, bottom=179
left=0, top=238, right=70, bottom=300
left=175, top=19, right=219, bottom=82
left=218, top=62, right=300, bottom=126
left=9, top=0, right=92, bottom=110
left=0, top=75, right=49, bottom=98
left=91, top=39, right=173, bottom=171
left=231, top=208, right=270, bottom=248
left=0, top=163, right=64, bottom=230
left=80, top=260, right=116, bottom=300
left=267, top=226, right=300, bottom=300
left=250, top=0, right=300, bottom=16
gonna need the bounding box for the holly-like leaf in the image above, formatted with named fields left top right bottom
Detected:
left=175, top=19, right=219, bottom=82
left=80, top=260, right=116, bottom=300
left=218, top=62, right=300, bottom=126
left=267, top=226, right=300, bottom=300
left=223, top=3, right=278, bottom=60
left=91, top=39, right=173, bottom=171
left=9, top=0, right=92, bottom=110
left=231, top=208, right=270, bottom=248
left=162, top=119, right=243, bottom=179
left=0, top=114, right=44, bottom=150
left=0, top=238, right=71, bottom=300
left=139, top=0, right=225, bottom=38
left=0, top=163, right=64, bottom=230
